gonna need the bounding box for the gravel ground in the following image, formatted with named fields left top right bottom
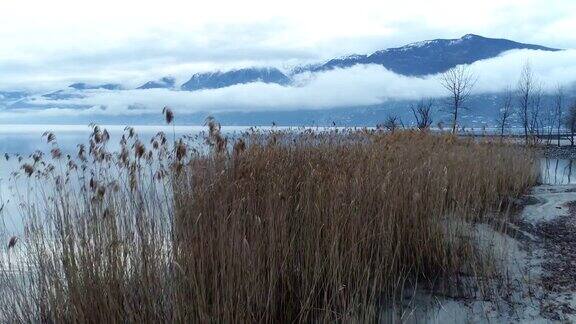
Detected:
left=532, top=201, right=576, bottom=320
left=409, top=184, right=576, bottom=323
left=537, top=145, right=576, bottom=160
left=514, top=186, right=576, bottom=322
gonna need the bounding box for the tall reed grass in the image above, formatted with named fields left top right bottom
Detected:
left=0, top=122, right=538, bottom=322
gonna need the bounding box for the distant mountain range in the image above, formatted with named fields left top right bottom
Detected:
left=25, top=34, right=560, bottom=96
left=0, top=34, right=566, bottom=126
left=181, top=68, right=291, bottom=91
left=137, top=77, right=176, bottom=90
left=306, top=34, right=558, bottom=76
left=162, top=34, right=558, bottom=91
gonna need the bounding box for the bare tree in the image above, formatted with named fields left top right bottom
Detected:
left=555, top=85, right=565, bottom=146
left=564, top=100, right=576, bottom=146
left=543, top=92, right=556, bottom=146
left=496, top=86, right=514, bottom=138
left=517, top=61, right=535, bottom=145
left=536, top=82, right=557, bottom=146
left=379, top=115, right=402, bottom=132
left=439, top=65, right=477, bottom=134
left=529, top=83, right=543, bottom=143
left=411, top=99, right=434, bottom=130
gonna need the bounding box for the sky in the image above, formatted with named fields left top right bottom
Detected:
left=0, top=0, right=576, bottom=122
left=1, top=0, right=575, bottom=90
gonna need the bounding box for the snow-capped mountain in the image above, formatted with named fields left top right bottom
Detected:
left=180, top=67, right=291, bottom=91
left=0, top=34, right=567, bottom=126
left=302, top=34, right=559, bottom=76
left=137, top=77, right=176, bottom=89
left=129, top=34, right=558, bottom=91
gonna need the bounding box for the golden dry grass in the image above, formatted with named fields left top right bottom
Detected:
left=0, top=126, right=538, bottom=323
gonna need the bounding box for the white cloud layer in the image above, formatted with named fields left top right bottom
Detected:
left=0, top=0, right=575, bottom=91
left=3, top=49, right=574, bottom=120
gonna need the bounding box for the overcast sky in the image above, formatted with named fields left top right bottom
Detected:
left=1, top=0, right=575, bottom=91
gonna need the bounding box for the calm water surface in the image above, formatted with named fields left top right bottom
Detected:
left=0, top=125, right=570, bottom=234
left=0, top=124, right=284, bottom=235
left=540, top=158, right=576, bottom=185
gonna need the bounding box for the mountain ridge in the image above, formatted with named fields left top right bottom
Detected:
left=26, top=34, right=560, bottom=95
left=180, top=67, right=291, bottom=91
left=150, top=34, right=559, bottom=91
left=0, top=34, right=564, bottom=124
left=306, top=34, right=559, bottom=76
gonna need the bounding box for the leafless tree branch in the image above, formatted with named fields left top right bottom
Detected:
left=439, top=65, right=477, bottom=134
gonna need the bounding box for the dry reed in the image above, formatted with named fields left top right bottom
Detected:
left=0, top=124, right=538, bottom=323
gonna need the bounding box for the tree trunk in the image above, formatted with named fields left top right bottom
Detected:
left=524, top=117, right=529, bottom=146
left=558, top=123, right=561, bottom=147
left=451, top=100, right=459, bottom=134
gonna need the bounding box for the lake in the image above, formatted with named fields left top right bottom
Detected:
left=0, top=124, right=570, bottom=235
left=0, top=124, right=280, bottom=235
left=540, top=158, right=576, bottom=185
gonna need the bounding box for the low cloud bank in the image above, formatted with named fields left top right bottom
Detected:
left=5, top=49, right=576, bottom=120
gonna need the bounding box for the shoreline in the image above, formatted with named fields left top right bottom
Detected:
left=405, top=183, right=576, bottom=322
left=536, top=145, right=576, bottom=160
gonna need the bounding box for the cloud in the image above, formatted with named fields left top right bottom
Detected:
left=0, top=0, right=575, bottom=92
left=3, top=48, right=574, bottom=122
left=470, top=49, right=576, bottom=92
left=0, top=22, right=317, bottom=91
left=13, top=66, right=444, bottom=117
